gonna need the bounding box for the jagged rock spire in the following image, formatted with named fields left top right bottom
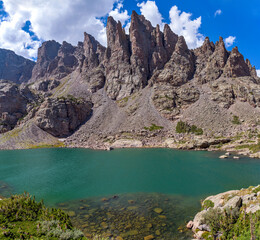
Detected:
left=163, top=24, right=178, bottom=59
left=246, top=59, right=257, bottom=78
left=175, top=36, right=189, bottom=55
left=223, top=46, right=251, bottom=78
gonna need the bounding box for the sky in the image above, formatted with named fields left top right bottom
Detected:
left=0, top=0, right=259, bottom=76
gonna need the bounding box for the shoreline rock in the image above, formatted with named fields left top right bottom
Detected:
left=190, top=185, right=260, bottom=239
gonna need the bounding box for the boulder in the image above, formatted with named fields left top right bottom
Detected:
left=111, top=139, right=143, bottom=148
left=192, top=210, right=207, bottom=231
left=186, top=221, right=194, bottom=229
left=223, top=196, right=242, bottom=209
left=35, top=97, right=92, bottom=137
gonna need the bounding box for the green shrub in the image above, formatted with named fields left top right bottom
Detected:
left=253, top=186, right=260, bottom=194
left=144, top=124, right=164, bottom=131
left=176, top=121, right=203, bottom=135
left=0, top=193, right=85, bottom=239
left=176, top=121, right=190, bottom=133
left=202, top=200, right=214, bottom=210
left=232, top=115, right=241, bottom=125
left=202, top=208, right=260, bottom=240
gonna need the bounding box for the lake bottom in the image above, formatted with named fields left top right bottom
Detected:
left=58, top=192, right=201, bottom=240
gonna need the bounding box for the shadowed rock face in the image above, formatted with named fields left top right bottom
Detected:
left=31, top=40, right=80, bottom=81
left=31, top=40, right=61, bottom=81
left=0, top=81, right=31, bottom=133
left=0, top=49, right=35, bottom=84
left=156, top=36, right=195, bottom=86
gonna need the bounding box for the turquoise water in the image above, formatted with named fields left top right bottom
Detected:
left=0, top=148, right=260, bottom=204
left=0, top=148, right=260, bottom=239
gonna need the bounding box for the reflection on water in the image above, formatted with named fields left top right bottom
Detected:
left=58, top=193, right=200, bottom=240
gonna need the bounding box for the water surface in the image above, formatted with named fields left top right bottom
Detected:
left=0, top=148, right=260, bottom=239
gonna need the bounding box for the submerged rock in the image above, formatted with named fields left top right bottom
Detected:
left=59, top=192, right=196, bottom=239
left=153, top=208, right=163, bottom=214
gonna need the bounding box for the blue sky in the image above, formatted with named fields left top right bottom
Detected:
left=0, top=0, right=259, bottom=74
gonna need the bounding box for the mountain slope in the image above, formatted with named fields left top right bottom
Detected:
left=0, top=11, right=259, bottom=155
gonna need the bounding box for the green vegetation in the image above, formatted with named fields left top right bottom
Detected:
left=235, top=141, right=260, bottom=153
left=253, top=186, right=260, bottom=194
left=176, top=121, right=203, bottom=135
left=58, top=95, right=84, bottom=104
left=0, top=193, right=86, bottom=239
left=116, top=96, right=130, bottom=107
left=202, top=208, right=260, bottom=240
left=0, top=127, right=23, bottom=143
left=144, top=123, right=164, bottom=131
left=202, top=200, right=214, bottom=210
left=232, top=115, right=241, bottom=125
left=27, top=142, right=65, bottom=149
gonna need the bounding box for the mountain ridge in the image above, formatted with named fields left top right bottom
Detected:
left=0, top=11, right=259, bottom=156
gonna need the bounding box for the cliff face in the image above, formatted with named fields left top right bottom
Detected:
left=0, top=49, right=35, bottom=84
left=29, top=11, right=257, bottom=99
left=0, top=11, right=259, bottom=149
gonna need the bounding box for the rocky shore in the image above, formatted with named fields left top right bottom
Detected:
left=62, top=127, right=260, bottom=159
left=188, top=185, right=260, bottom=239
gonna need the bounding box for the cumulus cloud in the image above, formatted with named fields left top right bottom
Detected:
left=137, top=1, right=163, bottom=28
left=0, top=0, right=206, bottom=59
left=256, top=70, right=260, bottom=77
left=109, top=1, right=130, bottom=26
left=0, top=14, right=40, bottom=59
left=0, top=0, right=118, bottom=59
left=214, top=9, right=222, bottom=17
left=169, top=6, right=204, bottom=49
left=137, top=2, right=204, bottom=49
left=224, top=36, right=236, bottom=47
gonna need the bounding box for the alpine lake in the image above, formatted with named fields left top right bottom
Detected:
left=1, top=148, right=260, bottom=239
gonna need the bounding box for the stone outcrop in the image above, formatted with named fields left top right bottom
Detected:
left=0, top=49, right=35, bottom=84
left=196, top=37, right=229, bottom=83
left=82, top=33, right=106, bottom=71
left=191, top=186, right=260, bottom=239
left=210, top=77, right=260, bottom=108
left=104, top=17, right=133, bottom=99
left=223, top=47, right=251, bottom=78
left=193, top=37, right=215, bottom=82
left=31, top=40, right=61, bottom=81
left=0, top=81, right=33, bottom=133
left=31, top=40, right=81, bottom=81
left=104, top=11, right=179, bottom=100
left=156, top=36, right=195, bottom=86
left=35, top=97, right=92, bottom=137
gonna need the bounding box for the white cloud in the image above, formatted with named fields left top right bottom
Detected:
left=224, top=36, right=236, bottom=47
left=0, top=0, right=118, bottom=59
left=169, top=6, right=204, bottom=49
left=0, top=0, right=208, bottom=59
left=137, top=1, right=163, bottom=28
left=256, top=70, right=260, bottom=77
left=0, top=13, right=40, bottom=59
left=109, top=1, right=130, bottom=26
left=124, top=21, right=131, bottom=34
left=214, top=9, right=222, bottom=17
left=136, top=2, right=204, bottom=49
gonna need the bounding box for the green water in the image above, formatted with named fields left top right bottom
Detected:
left=0, top=148, right=260, bottom=239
